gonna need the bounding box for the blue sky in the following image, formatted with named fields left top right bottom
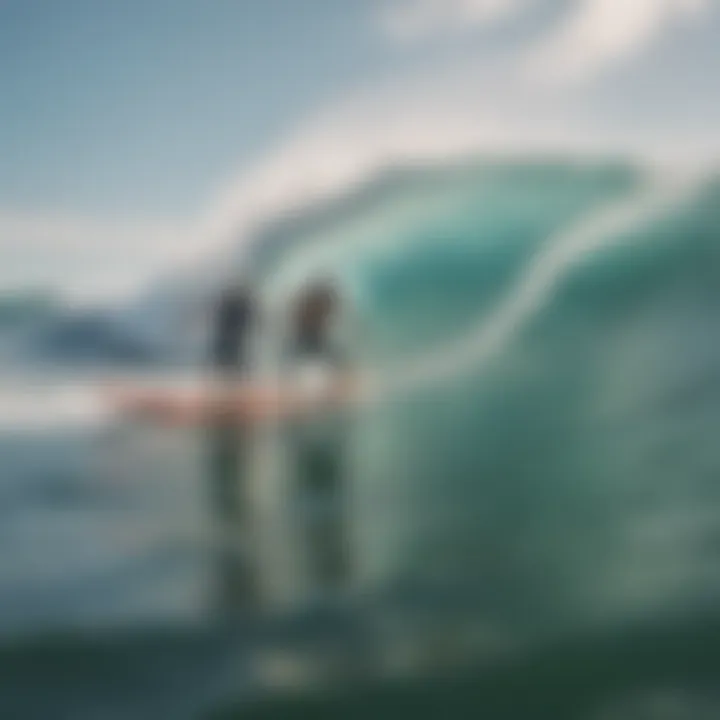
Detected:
left=1, top=0, right=719, bottom=302
left=0, top=0, right=386, bottom=216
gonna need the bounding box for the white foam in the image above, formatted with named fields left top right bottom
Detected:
left=0, top=385, right=112, bottom=431
left=0, top=374, right=201, bottom=432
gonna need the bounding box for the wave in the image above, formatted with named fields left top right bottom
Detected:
left=247, top=158, right=713, bottom=403
left=375, top=168, right=711, bottom=399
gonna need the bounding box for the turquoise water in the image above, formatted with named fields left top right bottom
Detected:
left=262, top=159, right=720, bottom=624
left=2, top=158, right=720, bottom=718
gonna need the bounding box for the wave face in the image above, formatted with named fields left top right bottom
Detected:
left=258, top=157, right=720, bottom=627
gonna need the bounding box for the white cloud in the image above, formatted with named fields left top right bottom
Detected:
left=198, top=103, right=520, bottom=260
left=0, top=210, right=194, bottom=304
left=524, top=0, right=713, bottom=86
left=380, top=0, right=529, bottom=42
left=380, top=0, right=714, bottom=84
left=199, top=90, right=710, bottom=282
left=0, top=107, right=517, bottom=306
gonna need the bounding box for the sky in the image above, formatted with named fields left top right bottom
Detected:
left=1, top=0, right=719, bottom=303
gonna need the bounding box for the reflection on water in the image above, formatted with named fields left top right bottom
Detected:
left=203, top=411, right=353, bottom=621
left=205, top=417, right=259, bottom=618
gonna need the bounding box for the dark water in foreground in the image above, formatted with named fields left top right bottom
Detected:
left=2, top=160, right=720, bottom=718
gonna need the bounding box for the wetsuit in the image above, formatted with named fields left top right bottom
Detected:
left=207, top=287, right=257, bottom=616
left=284, top=329, right=351, bottom=595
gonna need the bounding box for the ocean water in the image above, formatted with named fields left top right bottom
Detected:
left=2, top=159, right=720, bottom=718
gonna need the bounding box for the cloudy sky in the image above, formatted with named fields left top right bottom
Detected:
left=1, top=0, right=718, bottom=302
